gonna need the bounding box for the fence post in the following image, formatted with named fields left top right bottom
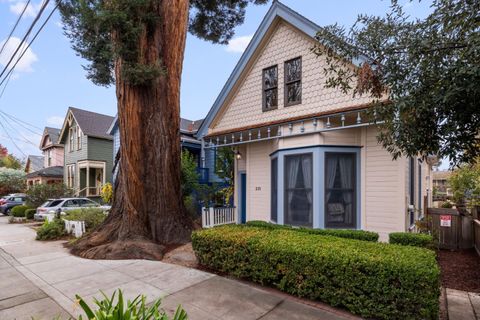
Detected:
left=201, top=207, right=206, bottom=228
left=209, top=207, right=215, bottom=228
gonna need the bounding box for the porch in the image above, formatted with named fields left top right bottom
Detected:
left=77, top=160, right=106, bottom=197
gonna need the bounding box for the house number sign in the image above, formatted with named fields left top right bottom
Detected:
left=440, top=215, right=451, bottom=227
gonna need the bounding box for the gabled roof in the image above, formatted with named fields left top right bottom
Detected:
left=59, top=107, right=115, bottom=142
left=40, top=127, right=62, bottom=149
left=26, top=166, right=63, bottom=179
left=197, top=1, right=323, bottom=138
left=25, top=155, right=44, bottom=173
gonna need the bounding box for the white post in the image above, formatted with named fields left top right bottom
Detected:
left=86, top=164, right=90, bottom=197
left=209, top=207, right=215, bottom=228
left=202, top=207, right=206, bottom=228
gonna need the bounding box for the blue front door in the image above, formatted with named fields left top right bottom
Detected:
left=240, top=173, right=247, bottom=224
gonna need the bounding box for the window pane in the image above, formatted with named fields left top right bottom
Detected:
left=285, top=154, right=313, bottom=227
left=286, top=58, right=301, bottom=82
left=265, top=89, right=278, bottom=109
left=286, top=81, right=301, bottom=104
left=263, top=66, right=277, bottom=89
left=271, top=158, right=278, bottom=222
left=325, top=153, right=356, bottom=228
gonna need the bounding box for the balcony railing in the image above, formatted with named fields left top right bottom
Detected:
left=202, top=206, right=236, bottom=228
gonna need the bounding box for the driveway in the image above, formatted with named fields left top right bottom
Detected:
left=0, top=216, right=358, bottom=320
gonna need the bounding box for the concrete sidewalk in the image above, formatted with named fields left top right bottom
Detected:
left=0, top=216, right=357, bottom=320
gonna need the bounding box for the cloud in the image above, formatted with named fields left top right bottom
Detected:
left=226, top=35, right=253, bottom=53
left=0, top=37, right=38, bottom=73
left=9, top=1, right=40, bottom=18
left=46, top=116, right=64, bottom=127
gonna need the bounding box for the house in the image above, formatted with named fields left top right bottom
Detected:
left=25, top=155, right=44, bottom=174
left=197, top=1, right=433, bottom=240
left=108, top=116, right=216, bottom=185
left=25, top=127, right=64, bottom=187
left=432, top=171, right=453, bottom=201
left=58, top=107, right=114, bottom=198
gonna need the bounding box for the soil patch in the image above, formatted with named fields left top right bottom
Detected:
left=438, top=249, right=480, bottom=292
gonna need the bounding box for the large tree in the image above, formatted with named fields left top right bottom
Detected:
left=58, top=0, right=267, bottom=259
left=312, top=0, right=479, bottom=166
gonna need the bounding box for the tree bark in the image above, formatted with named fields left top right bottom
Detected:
left=71, top=0, right=193, bottom=260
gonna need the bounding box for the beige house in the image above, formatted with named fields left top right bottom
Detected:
left=198, top=2, right=433, bottom=240
left=26, top=127, right=64, bottom=187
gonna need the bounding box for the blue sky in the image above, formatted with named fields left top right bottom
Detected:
left=0, top=0, right=433, bottom=158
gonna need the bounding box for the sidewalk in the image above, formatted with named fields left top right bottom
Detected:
left=0, top=216, right=357, bottom=320
left=446, top=288, right=480, bottom=320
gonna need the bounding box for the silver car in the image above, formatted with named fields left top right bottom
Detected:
left=34, top=198, right=111, bottom=220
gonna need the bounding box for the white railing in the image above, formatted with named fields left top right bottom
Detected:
left=64, top=220, right=86, bottom=238
left=202, top=207, right=236, bottom=228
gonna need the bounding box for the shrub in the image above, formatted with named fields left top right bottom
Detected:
left=11, top=205, right=31, bottom=217
left=25, top=208, right=36, bottom=220
left=441, top=201, right=453, bottom=208
left=64, top=208, right=106, bottom=230
left=76, top=289, right=187, bottom=320
left=25, top=183, right=72, bottom=208
left=192, top=225, right=440, bottom=320
left=0, top=168, right=25, bottom=195
left=389, top=232, right=434, bottom=249
left=246, top=220, right=379, bottom=242
left=36, top=219, right=66, bottom=241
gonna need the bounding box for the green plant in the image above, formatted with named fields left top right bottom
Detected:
left=448, top=161, right=480, bottom=207
left=64, top=208, right=106, bottom=231
left=192, top=225, right=440, bottom=320
left=441, top=201, right=453, bottom=208
left=25, top=208, right=36, bottom=220
left=77, top=289, right=187, bottom=320
left=25, top=183, right=72, bottom=208
left=0, top=167, right=25, bottom=195
left=36, top=219, right=66, bottom=241
left=245, top=220, right=379, bottom=242
left=11, top=205, right=31, bottom=217
left=389, top=232, right=434, bottom=249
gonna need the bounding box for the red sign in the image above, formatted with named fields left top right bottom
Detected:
left=440, top=215, right=451, bottom=227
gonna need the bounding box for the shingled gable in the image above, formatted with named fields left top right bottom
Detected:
left=40, top=127, right=62, bottom=149
left=59, top=107, right=115, bottom=143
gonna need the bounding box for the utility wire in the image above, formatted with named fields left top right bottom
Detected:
left=0, top=118, right=27, bottom=157
left=0, top=112, right=38, bottom=147
left=0, top=3, right=57, bottom=88
left=0, top=0, right=31, bottom=56
left=0, top=110, right=42, bottom=134
left=0, top=0, right=50, bottom=80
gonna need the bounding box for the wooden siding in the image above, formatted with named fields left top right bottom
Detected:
left=87, top=137, right=114, bottom=184
left=63, top=118, right=88, bottom=186
left=209, top=21, right=372, bottom=135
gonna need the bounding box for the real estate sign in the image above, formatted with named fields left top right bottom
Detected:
left=440, top=215, right=452, bottom=227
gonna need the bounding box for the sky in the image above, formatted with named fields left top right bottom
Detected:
left=0, top=0, right=434, bottom=160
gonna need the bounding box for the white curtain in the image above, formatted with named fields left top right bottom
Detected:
left=301, top=155, right=313, bottom=223
left=339, top=155, right=354, bottom=225
left=286, top=157, right=300, bottom=223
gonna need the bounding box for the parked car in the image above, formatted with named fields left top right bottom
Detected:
left=34, top=198, right=111, bottom=221
left=0, top=195, right=26, bottom=215
left=0, top=193, right=26, bottom=206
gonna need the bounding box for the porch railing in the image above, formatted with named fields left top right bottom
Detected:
left=202, top=206, right=236, bottom=228
left=77, top=187, right=101, bottom=197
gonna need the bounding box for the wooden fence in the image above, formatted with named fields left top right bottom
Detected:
left=474, top=219, right=480, bottom=256
left=428, top=208, right=473, bottom=250
left=202, top=207, right=236, bottom=228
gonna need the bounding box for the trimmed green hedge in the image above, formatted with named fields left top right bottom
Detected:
left=389, top=232, right=434, bottom=248
left=25, top=209, right=36, bottom=220
left=11, top=205, right=31, bottom=217
left=246, top=220, right=379, bottom=242
left=192, top=225, right=440, bottom=320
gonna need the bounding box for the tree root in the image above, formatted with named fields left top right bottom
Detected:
left=71, top=238, right=165, bottom=260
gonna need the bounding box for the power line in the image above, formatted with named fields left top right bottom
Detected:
left=0, top=0, right=31, bottom=56
left=0, top=0, right=50, bottom=80
left=0, top=118, right=27, bottom=157
left=0, top=112, right=39, bottom=147
left=0, top=110, right=42, bottom=134
left=0, top=3, right=57, bottom=88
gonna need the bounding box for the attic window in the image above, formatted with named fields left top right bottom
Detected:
left=262, top=65, right=278, bottom=111
left=285, top=57, right=302, bottom=106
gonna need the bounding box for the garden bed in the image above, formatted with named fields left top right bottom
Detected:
left=438, top=249, right=480, bottom=292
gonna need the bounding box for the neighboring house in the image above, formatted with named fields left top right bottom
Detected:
left=432, top=171, right=453, bottom=200
left=26, top=127, right=65, bottom=187
left=197, top=1, right=433, bottom=240
left=108, top=116, right=217, bottom=185
left=58, top=107, right=114, bottom=198
left=25, top=155, right=44, bottom=174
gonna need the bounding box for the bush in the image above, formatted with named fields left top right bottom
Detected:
left=11, top=205, right=31, bottom=217
left=25, top=208, right=36, bottom=220
left=64, top=208, right=106, bottom=230
left=76, top=289, right=187, bottom=320
left=25, top=183, right=72, bottom=208
left=192, top=225, right=440, bottom=320
left=246, top=220, right=379, bottom=242
left=389, top=232, right=434, bottom=248
left=0, top=168, right=25, bottom=195
left=36, top=219, right=66, bottom=241
left=441, top=201, right=453, bottom=208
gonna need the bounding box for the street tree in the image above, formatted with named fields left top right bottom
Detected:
left=57, top=0, right=267, bottom=259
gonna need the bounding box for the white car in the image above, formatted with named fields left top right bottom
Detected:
left=34, top=198, right=111, bottom=221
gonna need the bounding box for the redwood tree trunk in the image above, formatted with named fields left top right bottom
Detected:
left=71, top=0, right=192, bottom=259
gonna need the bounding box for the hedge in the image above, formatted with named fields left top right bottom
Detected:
left=389, top=232, right=434, bottom=249
left=246, top=220, right=379, bottom=242
left=192, top=225, right=440, bottom=320
left=11, top=205, right=31, bottom=217
left=25, top=208, right=36, bottom=220
left=64, top=208, right=106, bottom=230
